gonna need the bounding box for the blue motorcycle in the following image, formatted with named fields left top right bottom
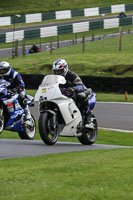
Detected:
left=0, top=79, right=36, bottom=139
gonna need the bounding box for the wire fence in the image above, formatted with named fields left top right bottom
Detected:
left=11, top=28, right=133, bottom=58
left=0, top=15, right=133, bottom=45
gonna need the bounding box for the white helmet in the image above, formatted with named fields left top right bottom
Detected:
left=0, top=61, right=10, bottom=75
left=52, top=59, right=68, bottom=77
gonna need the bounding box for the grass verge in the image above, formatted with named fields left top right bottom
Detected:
left=0, top=148, right=133, bottom=200
left=27, top=89, right=133, bottom=103
left=0, top=0, right=132, bottom=15
left=0, top=107, right=133, bottom=200
left=1, top=124, right=133, bottom=146
left=0, top=32, right=133, bottom=77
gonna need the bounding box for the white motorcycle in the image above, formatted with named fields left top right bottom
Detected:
left=35, top=74, right=98, bottom=145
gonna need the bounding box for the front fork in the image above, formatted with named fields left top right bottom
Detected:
left=46, top=110, right=57, bottom=130
left=0, top=104, right=4, bottom=119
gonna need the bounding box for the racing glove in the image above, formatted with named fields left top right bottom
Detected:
left=61, top=87, right=75, bottom=97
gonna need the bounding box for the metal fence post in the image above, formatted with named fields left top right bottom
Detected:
left=119, top=27, right=122, bottom=51
left=57, top=35, right=60, bottom=48
left=82, top=33, right=85, bottom=52
left=15, top=40, right=18, bottom=57
left=22, top=39, right=25, bottom=57
left=75, top=33, right=77, bottom=45
left=40, top=37, right=42, bottom=50
left=92, top=33, right=94, bottom=41
left=50, top=37, right=52, bottom=54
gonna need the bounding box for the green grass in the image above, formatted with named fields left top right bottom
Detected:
left=96, top=92, right=133, bottom=102
left=0, top=125, right=133, bottom=200
left=1, top=91, right=133, bottom=200
left=0, top=117, right=133, bottom=200
left=1, top=25, right=132, bottom=49
left=1, top=32, right=133, bottom=77
left=0, top=0, right=132, bottom=16
left=0, top=2, right=133, bottom=199
left=27, top=89, right=133, bottom=103
left=1, top=124, right=133, bottom=146
left=0, top=148, right=133, bottom=200
left=58, top=129, right=133, bottom=146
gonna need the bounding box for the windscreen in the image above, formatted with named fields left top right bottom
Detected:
left=40, top=75, right=66, bottom=87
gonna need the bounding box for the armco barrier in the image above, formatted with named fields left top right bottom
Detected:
left=22, top=74, right=44, bottom=90
left=0, top=16, right=133, bottom=44
left=80, top=76, right=133, bottom=93
left=22, top=74, right=133, bottom=93
left=0, top=3, right=133, bottom=26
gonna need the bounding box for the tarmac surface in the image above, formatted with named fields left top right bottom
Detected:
left=0, top=139, right=132, bottom=160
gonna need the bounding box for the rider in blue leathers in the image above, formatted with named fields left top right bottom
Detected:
left=52, top=59, right=93, bottom=129
left=0, top=61, right=31, bottom=120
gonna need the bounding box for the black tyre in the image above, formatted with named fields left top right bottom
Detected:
left=39, top=112, right=58, bottom=145
left=0, top=115, right=4, bottom=134
left=18, top=114, right=36, bottom=140
left=78, top=115, right=98, bottom=145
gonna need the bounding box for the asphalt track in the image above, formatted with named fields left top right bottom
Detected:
left=0, top=15, right=133, bottom=159
left=95, top=102, right=133, bottom=132
left=0, top=139, right=132, bottom=160
left=0, top=102, right=133, bottom=160
left=31, top=102, right=133, bottom=132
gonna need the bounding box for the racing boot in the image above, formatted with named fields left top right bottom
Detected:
left=84, top=111, right=95, bottom=129
left=24, top=105, right=32, bottom=120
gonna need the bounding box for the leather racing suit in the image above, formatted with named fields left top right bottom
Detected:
left=2, top=68, right=31, bottom=120
left=60, top=70, right=92, bottom=125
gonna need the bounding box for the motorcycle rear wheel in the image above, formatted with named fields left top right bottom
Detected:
left=39, top=112, right=58, bottom=145
left=78, top=115, right=98, bottom=145
left=18, top=114, right=36, bottom=140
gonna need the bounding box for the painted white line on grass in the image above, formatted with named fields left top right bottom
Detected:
left=97, top=101, right=133, bottom=105
left=99, top=127, right=133, bottom=133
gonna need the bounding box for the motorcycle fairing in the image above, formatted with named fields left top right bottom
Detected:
left=88, top=93, right=96, bottom=110
left=46, top=98, right=82, bottom=136
left=50, top=98, right=82, bottom=125
left=3, top=94, right=24, bottom=132
left=34, top=75, right=66, bottom=102
left=4, top=108, right=24, bottom=132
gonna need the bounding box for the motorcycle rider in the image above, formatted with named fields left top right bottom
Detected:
left=0, top=61, right=31, bottom=120
left=52, top=59, right=94, bottom=129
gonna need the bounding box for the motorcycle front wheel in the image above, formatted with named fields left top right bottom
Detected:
left=0, top=115, right=4, bottom=134
left=39, top=112, right=58, bottom=145
left=18, top=114, right=36, bottom=140
left=78, top=114, right=98, bottom=145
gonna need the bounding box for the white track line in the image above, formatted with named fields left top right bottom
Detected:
left=97, top=101, right=133, bottom=105
left=97, top=101, right=133, bottom=132
left=99, top=127, right=133, bottom=133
